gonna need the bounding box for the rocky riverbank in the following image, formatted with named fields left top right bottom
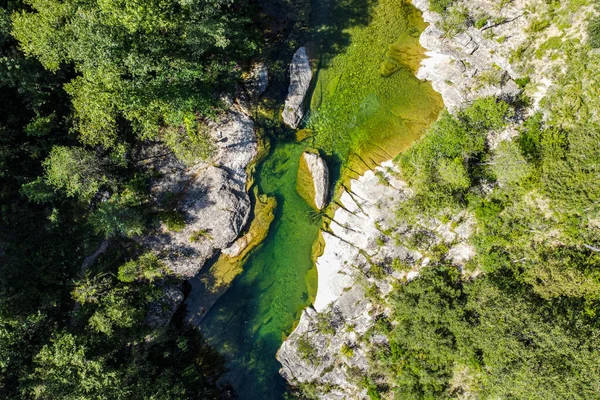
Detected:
left=277, top=0, right=547, bottom=396
left=140, top=64, right=270, bottom=326
left=141, top=103, right=259, bottom=278
left=277, top=162, right=476, bottom=399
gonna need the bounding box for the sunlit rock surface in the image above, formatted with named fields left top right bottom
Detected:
left=141, top=105, right=257, bottom=278
left=282, top=47, right=312, bottom=128
left=301, top=152, right=329, bottom=210
left=413, top=0, right=525, bottom=111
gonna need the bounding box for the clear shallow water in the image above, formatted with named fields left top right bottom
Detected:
left=199, top=142, right=320, bottom=399
left=193, top=1, right=442, bottom=399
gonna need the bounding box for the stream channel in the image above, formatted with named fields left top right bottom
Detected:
left=188, top=0, right=442, bottom=398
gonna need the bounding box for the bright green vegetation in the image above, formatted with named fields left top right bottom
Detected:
left=308, top=0, right=442, bottom=169
left=198, top=142, right=321, bottom=399
left=0, top=0, right=258, bottom=398
left=398, top=97, right=514, bottom=210
left=11, top=0, right=256, bottom=153
left=362, top=84, right=600, bottom=398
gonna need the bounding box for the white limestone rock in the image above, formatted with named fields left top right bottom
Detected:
left=279, top=161, right=477, bottom=398
left=302, top=152, right=329, bottom=210
left=413, top=0, right=526, bottom=112
left=282, top=47, right=312, bottom=128
left=141, top=106, right=258, bottom=278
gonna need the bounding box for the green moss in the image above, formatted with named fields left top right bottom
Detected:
left=160, top=210, right=185, bottom=232
left=535, top=36, right=564, bottom=59
left=189, top=229, right=213, bottom=242
left=340, top=343, right=355, bottom=357
left=588, top=18, right=600, bottom=48
left=295, top=128, right=314, bottom=142
left=527, top=18, right=551, bottom=33
left=474, top=16, right=489, bottom=29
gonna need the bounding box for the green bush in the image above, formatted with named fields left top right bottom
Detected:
left=297, top=337, right=319, bottom=364
left=430, top=0, right=454, bottom=13
left=160, top=210, right=186, bottom=232
left=587, top=19, right=600, bottom=48
left=399, top=98, right=513, bottom=211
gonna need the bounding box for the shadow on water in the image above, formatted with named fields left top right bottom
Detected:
left=310, top=0, right=375, bottom=63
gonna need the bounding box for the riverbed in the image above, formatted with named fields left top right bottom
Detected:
left=190, top=0, right=442, bottom=398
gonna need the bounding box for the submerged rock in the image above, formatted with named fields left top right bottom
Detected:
left=140, top=105, right=258, bottom=278
left=282, top=47, right=312, bottom=128
left=297, top=151, right=329, bottom=210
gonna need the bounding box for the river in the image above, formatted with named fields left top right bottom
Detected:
left=189, top=0, right=442, bottom=398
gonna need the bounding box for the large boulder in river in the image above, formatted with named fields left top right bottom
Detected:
left=140, top=105, right=258, bottom=278
left=297, top=151, right=329, bottom=210
left=282, top=47, right=312, bottom=129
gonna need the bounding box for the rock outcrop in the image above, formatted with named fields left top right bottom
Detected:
left=282, top=47, right=312, bottom=129
left=141, top=105, right=258, bottom=278
left=184, top=193, right=277, bottom=325
left=146, top=284, right=184, bottom=330
left=413, top=0, right=527, bottom=111
left=297, top=151, right=329, bottom=210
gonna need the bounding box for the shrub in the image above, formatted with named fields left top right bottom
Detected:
left=189, top=229, right=213, bottom=242
left=297, top=337, right=319, bottom=364
left=587, top=19, right=600, bottom=48
left=340, top=343, right=354, bottom=358
left=160, top=210, right=186, bottom=232
left=430, top=0, right=454, bottom=13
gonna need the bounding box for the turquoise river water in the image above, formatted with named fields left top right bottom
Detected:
left=190, top=0, right=443, bottom=398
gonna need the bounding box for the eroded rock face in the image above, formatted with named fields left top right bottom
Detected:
left=146, top=284, right=184, bottom=330
left=413, top=0, right=525, bottom=111
left=141, top=105, right=258, bottom=278
left=302, top=152, right=329, bottom=210
left=282, top=47, right=312, bottom=128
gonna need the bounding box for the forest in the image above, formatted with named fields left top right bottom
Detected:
left=0, top=0, right=260, bottom=398
left=375, top=97, right=600, bottom=398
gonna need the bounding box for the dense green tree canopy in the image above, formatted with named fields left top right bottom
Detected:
left=12, top=0, right=256, bottom=149
left=1, top=0, right=254, bottom=398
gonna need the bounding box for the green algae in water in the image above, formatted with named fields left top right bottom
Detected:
left=194, top=1, right=442, bottom=399
left=199, top=142, right=320, bottom=399
left=309, top=0, right=442, bottom=165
